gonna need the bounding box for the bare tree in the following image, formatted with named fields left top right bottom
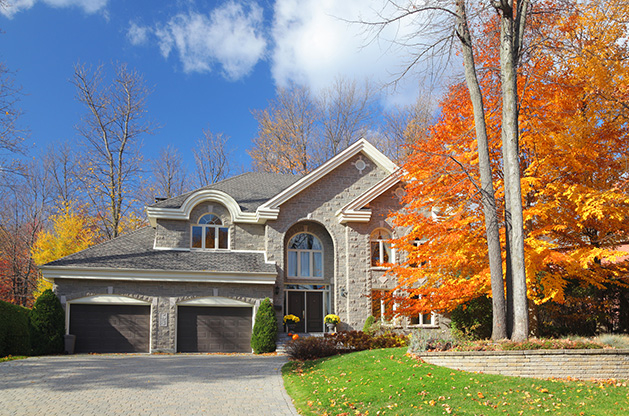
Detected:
left=0, top=62, right=27, bottom=178
left=193, top=128, right=231, bottom=187
left=151, top=145, right=190, bottom=198
left=72, top=62, right=154, bottom=239
left=42, top=140, right=82, bottom=207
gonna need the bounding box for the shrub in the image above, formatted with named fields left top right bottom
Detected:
left=30, top=289, right=65, bottom=356
left=0, top=300, right=31, bottom=357
left=362, top=315, right=376, bottom=334
left=251, top=298, right=277, bottom=354
left=450, top=295, right=492, bottom=340
left=407, top=328, right=456, bottom=354
left=285, top=336, right=338, bottom=360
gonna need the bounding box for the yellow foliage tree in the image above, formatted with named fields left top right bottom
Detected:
left=31, top=204, right=98, bottom=297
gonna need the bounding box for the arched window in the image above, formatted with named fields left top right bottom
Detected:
left=191, top=214, right=229, bottom=249
left=287, top=233, right=323, bottom=278
left=371, top=229, right=394, bottom=267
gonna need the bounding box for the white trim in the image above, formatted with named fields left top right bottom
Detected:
left=258, top=139, right=398, bottom=218
left=177, top=296, right=253, bottom=307
left=146, top=189, right=262, bottom=227
left=68, top=295, right=152, bottom=305
left=42, top=266, right=277, bottom=285
left=336, top=170, right=403, bottom=224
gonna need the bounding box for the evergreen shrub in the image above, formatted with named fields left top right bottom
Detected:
left=0, top=300, right=31, bottom=357
left=251, top=298, right=277, bottom=354
left=30, top=289, right=65, bottom=355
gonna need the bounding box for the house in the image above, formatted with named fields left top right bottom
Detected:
left=41, top=139, right=445, bottom=354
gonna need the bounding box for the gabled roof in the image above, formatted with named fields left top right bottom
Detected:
left=146, top=138, right=398, bottom=226
left=41, top=227, right=276, bottom=284
left=257, top=139, right=399, bottom=220
left=336, top=168, right=404, bottom=223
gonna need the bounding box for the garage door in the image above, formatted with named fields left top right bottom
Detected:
left=70, top=304, right=151, bottom=353
left=177, top=306, right=252, bottom=353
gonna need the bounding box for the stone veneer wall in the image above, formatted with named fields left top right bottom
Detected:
left=54, top=278, right=272, bottom=353
left=419, top=349, right=629, bottom=380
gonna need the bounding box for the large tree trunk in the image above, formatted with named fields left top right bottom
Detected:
left=498, top=0, right=529, bottom=342
left=456, top=0, right=507, bottom=340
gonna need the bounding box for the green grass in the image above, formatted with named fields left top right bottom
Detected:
left=0, top=355, right=27, bottom=363
left=282, top=347, right=628, bottom=415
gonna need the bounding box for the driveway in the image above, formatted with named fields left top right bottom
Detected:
left=0, top=354, right=298, bottom=416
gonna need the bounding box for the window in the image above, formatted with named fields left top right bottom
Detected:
left=287, top=233, right=323, bottom=278
left=191, top=214, right=229, bottom=249
left=371, top=290, right=394, bottom=320
left=371, top=229, right=394, bottom=267
left=409, top=294, right=435, bottom=326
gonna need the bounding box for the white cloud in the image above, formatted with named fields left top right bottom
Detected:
left=2, top=0, right=107, bottom=18
left=270, top=0, right=457, bottom=107
left=127, top=21, right=149, bottom=46
left=143, top=2, right=267, bottom=80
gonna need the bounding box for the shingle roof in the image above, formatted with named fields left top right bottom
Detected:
left=44, top=227, right=276, bottom=274
left=149, top=172, right=301, bottom=212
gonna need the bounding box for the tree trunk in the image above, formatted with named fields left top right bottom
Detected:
left=456, top=0, right=507, bottom=340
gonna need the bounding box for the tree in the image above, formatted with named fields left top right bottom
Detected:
left=251, top=298, right=278, bottom=354
left=29, top=289, right=65, bottom=355
left=193, top=128, right=231, bottom=187
left=72, top=62, right=154, bottom=239
left=42, top=141, right=81, bottom=207
left=147, top=145, right=190, bottom=200
left=31, top=203, right=98, bottom=296
left=391, top=0, right=629, bottom=335
left=0, top=62, right=26, bottom=177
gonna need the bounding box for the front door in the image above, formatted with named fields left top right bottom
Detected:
left=285, top=291, right=324, bottom=332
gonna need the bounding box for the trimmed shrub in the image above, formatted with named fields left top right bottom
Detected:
left=0, top=300, right=31, bottom=357
left=251, top=298, right=277, bottom=354
left=450, top=295, right=493, bottom=340
left=30, top=289, right=65, bottom=355
left=362, top=315, right=376, bottom=334
left=285, top=336, right=338, bottom=361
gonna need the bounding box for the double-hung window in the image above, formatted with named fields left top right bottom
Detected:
left=191, top=214, right=229, bottom=249
left=287, top=233, right=323, bottom=278
left=371, top=229, right=394, bottom=267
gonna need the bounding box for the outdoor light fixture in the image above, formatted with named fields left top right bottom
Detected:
left=340, top=287, right=347, bottom=298
left=274, top=286, right=280, bottom=295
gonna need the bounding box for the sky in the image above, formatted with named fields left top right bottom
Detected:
left=1, top=0, right=453, bottom=172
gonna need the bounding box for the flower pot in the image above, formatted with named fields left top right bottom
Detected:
left=326, top=323, right=336, bottom=332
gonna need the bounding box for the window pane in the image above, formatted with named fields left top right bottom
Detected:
left=218, top=227, right=228, bottom=249
left=313, top=252, right=322, bottom=277
left=382, top=242, right=391, bottom=263
left=205, top=227, right=216, bottom=249
left=311, top=236, right=322, bottom=250
left=422, top=313, right=432, bottom=326
left=300, top=251, right=310, bottom=277
left=410, top=315, right=419, bottom=325
left=191, top=227, right=202, bottom=248
left=371, top=290, right=382, bottom=319
left=288, top=251, right=298, bottom=277
left=199, top=214, right=221, bottom=225
left=371, top=242, right=380, bottom=266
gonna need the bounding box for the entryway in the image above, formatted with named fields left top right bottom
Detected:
left=284, top=285, right=330, bottom=333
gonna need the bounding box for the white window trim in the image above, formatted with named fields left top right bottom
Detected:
left=370, top=228, right=395, bottom=268
left=287, top=233, right=324, bottom=279
left=190, top=213, right=230, bottom=250
left=408, top=311, right=438, bottom=328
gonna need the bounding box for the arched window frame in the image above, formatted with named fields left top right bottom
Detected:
left=287, top=232, right=324, bottom=279
left=191, top=213, right=229, bottom=250
left=370, top=228, right=395, bottom=267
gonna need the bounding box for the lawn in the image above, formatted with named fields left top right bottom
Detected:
left=282, top=347, right=628, bottom=415
left=0, top=355, right=27, bottom=363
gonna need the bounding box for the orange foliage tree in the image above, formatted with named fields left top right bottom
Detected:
left=390, top=0, right=629, bottom=332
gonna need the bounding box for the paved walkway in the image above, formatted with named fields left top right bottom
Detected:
left=0, top=354, right=299, bottom=415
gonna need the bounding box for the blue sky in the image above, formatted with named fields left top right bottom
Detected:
left=1, top=0, right=445, bottom=172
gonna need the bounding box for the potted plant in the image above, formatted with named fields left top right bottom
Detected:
left=324, top=314, right=340, bottom=331
left=283, top=314, right=300, bottom=332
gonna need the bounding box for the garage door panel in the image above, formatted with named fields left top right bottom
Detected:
left=70, top=304, right=150, bottom=353
left=177, top=306, right=252, bottom=353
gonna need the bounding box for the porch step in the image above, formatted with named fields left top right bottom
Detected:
left=276, top=332, right=325, bottom=354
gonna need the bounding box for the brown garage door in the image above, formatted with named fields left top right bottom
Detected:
left=70, top=304, right=151, bottom=353
left=177, top=306, right=252, bottom=353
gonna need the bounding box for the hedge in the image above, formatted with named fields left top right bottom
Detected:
left=0, top=300, right=31, bottom=357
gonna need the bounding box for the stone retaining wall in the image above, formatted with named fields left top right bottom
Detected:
left=419, top=349, right=629, bottom=380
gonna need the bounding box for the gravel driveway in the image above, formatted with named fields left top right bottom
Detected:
left=0, top=354, right=298, bottom=416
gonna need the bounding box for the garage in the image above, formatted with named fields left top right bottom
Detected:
left=177, top=298, right=253, bottom=353
left=69, top=298, right=151, bottom=353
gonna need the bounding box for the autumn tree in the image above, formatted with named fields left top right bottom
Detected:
left=31, top=203, right=98, bottom=296
left=193, top=128, right=231, bottom=186
left=73, top=62, right=154, bottom=239
left=391, top=0, right=629, bottom=335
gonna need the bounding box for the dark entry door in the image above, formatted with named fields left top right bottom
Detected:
left=286, top=291, right=324, bottom=332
